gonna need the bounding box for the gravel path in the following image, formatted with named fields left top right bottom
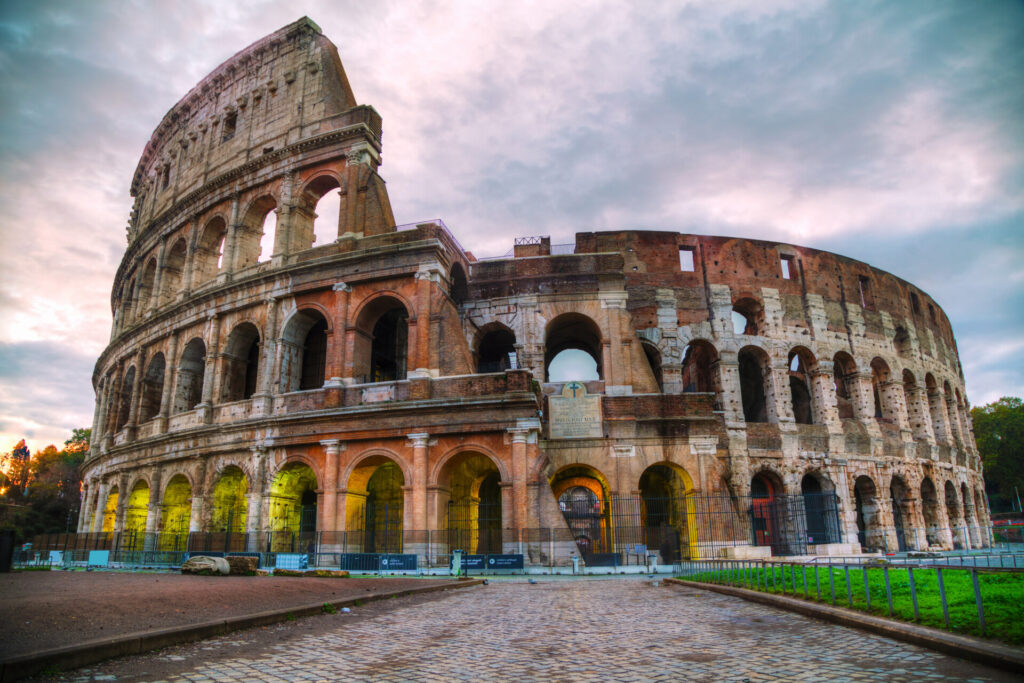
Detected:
left=1, top=570, right=452, bottom=659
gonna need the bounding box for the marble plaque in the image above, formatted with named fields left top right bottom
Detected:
left=549, top=381, right=603, bottom=439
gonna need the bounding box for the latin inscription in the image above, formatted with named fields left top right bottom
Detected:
left=549, top=381, right=603, bottom=439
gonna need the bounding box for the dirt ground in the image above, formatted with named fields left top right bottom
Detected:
left=0, top=570, right=455, bottom=659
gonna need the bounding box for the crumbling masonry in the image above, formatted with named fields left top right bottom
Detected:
left=81, top=18, right=991, bottom=564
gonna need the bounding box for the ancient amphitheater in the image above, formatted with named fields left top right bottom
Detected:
left=79, top=17, right=990, bottom=567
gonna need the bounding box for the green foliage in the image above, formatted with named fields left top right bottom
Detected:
left=322, top=602, right=337, bottom=614
left=972, top=398, right=1024, bottom=508
left=686, top=565, right=1024, bottom=645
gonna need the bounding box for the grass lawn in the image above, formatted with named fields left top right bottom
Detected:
left=683, top=565, right=1024, bottom=646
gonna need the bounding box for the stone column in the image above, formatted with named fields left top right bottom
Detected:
left=104, top=362, right=124, bottom=440
left=507, top=419, right=541, bottom=531
left=407, top=433, right=430, bottom=532
left=247, top=446, right=269, bottom=551
left=91, top=481, right=109, bottom=533
left=712, top=355, right=744, bottom=423
left=946, top=397, right=964, bottom=448
left=157, top=330, right=180, bottom=433
left=78, top=483, right=93, bottom=533
left=218, top=195, right=241, bottom=282
left=341, top=149, right=363, bottom=236
left=197, top=313, right=220, bottom=423
left=928, top=389, right=951, bottom=445
left=113, top=473, right=130, bottom=533
left=810, top=364, right=840, bottom=427
left=89, top=386, right=103, bottom=450
left=272, top=173, right=297, bottom=259
left=328, top=282, right=351, bottom=382
left=411, top=264, right=442, bottom=377
left=319, top=440, right=344, bottom=534
left=767, top=361, right=794, bottom=424
left=252, top=297, right=279, bottom=416
left=905, top=383, right=934, bottom=443
left=148, top=238, right=167, bottom=314
left=180, top=221, right=197, bottom=297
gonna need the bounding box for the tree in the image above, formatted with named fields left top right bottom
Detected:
left=972, top=397, right=1024, bottom=512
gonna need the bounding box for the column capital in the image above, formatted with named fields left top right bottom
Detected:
left=319, top=439, right=346, bottom=455
left=407, top=432, right=430, bottom=448
left=507, top=418, right=541, bottom=443
left=332, top=282, right=352, bottom=292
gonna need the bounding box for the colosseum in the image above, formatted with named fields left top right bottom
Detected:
left=80, top=17, right=991, bottom=569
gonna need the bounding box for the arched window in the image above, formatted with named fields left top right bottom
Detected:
left=925, top=374, right=949, bottom=443
left=854, top=476, right=880, bottom=551
left=220, top=323, right=261, bottom=402
left=280, top=310, right=330, bottom=392
left=738, top=346, right=769, bottom=423
left=893, top=326, right=912, bottom=358
left=788, top=347, right=816, bottom=425
left=732, top=297, right=762, bottom=336
left=234, top=195, right=278, bottom=268
left=870, top=358, right=893, bottom=421
left=832, top=352, right=856, bottom=420
left=194, top=217, right=227, bottom=284
left=801, top=473, right=839, bottom=544
left=115, top=366, right=136, bottom=431
left=291, top=176, right=342, bottom=251
left=641, top=342, right=663, bottom=392
left=476, top=324, right=516, bottom=373
left=449, top=263, right=468, bottom=306
left=353, top=297, right=410, bottom=383
left=137, top=259, right=157, bottom=313
left=545, top=313, right=603, bottom=382
left=173, top=338, right=206, bottom=413
left=681, top=341, right=717, bottom=393
left=160, top=239, right=187, bottom=304
left=139, top=353, right=165, bottom=422
left=920, top=477, right=941, bottom=547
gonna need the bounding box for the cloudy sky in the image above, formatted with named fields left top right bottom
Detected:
left=0, top=0, right=1021, bottom=453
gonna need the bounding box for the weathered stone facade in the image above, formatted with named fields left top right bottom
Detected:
left=82, top=18, right=990, bottom=560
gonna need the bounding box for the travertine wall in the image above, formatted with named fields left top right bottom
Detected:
left=81, top=17, right=989, bottom=556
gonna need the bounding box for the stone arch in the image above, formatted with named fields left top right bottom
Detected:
left=750, top=469, right=786, bottom=551
left=738, top=346, right=770, bottom=423
left=220, top=321, right=261, bottom=402
left=943, top=380, right=962, bottom=444
left=268, top=461, right=319, bottom=548
left=889, top=474, right=914, bottom=551
left=544, top=312, right=603, bottom=382
left=160, top=238, right=187, bottom=304
left=853, top=475, right=880, bottom=551
left=800, top=470, right=841, bottom=545
left=731, top=296, right=763, bottom=336
left=115, top=365, right=136, bottom=431
left=345, top=450, right=406, bottom=552
left=681, top=339, right=718, bottom=394
left=137, top=258, right=158, bottom=313
left=431, top=444, right=511, bottom=485
left=870, top=357, right=896, bottom=422
left=101, top=485, right=119, bottom=533
left=638, top=462, right=697, bottom=561
left=550, top=464, right=613, bottom=556
left=437, top=450, right=504, bottom=553
left=640, top=340, right=663, bottom=392
left=123, top=478, right=150, bottom=546
left=280, top=308, right=330, bottom=391
left=920, top=476, right=943, bottom=548
left=139, top=353, right=165, bottom=422
left=925, top=373, right=949, bottom=444
left=208, top=465, right=248, bottom=533
left=474, top=322, right=517, bottom=374
left=449, top=262, right=468, bottom=306
left=352, top=294, right=410, bottom=383
left=961, top=482, right=979, bottom=548
left=193, top=216, right=228, bottom=284
left=173, top=338, right=206, bottom=413
left=158, top=474, right=192, bottom=549
left=944, top=479, right=965, bottom=549
left=295, top=172, right=343, bottom=250
left=833, top=351, right=857, bottom=419
left=235, top=194, right=278, bottom=267
left=788, top=346, right=817, bottom=425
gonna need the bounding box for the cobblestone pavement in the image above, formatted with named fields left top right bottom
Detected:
left=61, top=579, right=1020, bottom=683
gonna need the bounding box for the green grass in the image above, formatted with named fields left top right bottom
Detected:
left=682, top=565, right=1024, bottom=646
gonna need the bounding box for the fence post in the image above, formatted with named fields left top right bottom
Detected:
left=908, top=567, right=919, bottom=621
left=802, top=565, right=807, bottom=598
left=863, top=567, right=871, bottom=611
left=814, top=565, right=820, bottom=600
left=937, top=567, right=950, bottom=629
left=971, top=569, right=985, bottom=636
left=844, top=566, right=852, bottom=607
left=884, top=567, right=893, bottom=617
left=829, top=566, right=836, bottom=605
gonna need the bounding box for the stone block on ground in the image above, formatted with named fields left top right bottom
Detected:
left=181, top=555, right=230, bottom=576
left=226, top=555, right=259, bottom=575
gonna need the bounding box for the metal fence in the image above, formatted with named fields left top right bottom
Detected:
left=677, top=554, right=1024, bottom=640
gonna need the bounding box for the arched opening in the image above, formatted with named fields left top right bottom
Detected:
left=870, top=357, right=893, bottom=421
left=293, top=175, right=342, bottom=250
left=194, top=217, right=228, bottom=284
left=750, top=471, right=783, bottom=551
left=101, top=486, right=119, bottom=534
left=139, top=353, right=165, bottom=422
left=137, top=259, right=157, bottom=313
left=268, top=462, right=318, bottom=551
left=347, top=456, right=405, bottom=553
left=449, top=263, right=468, bottom=306
left=738, top=346, right=769, bottom=423
left=641, top=342, right=663, bottom=393
left=944, top=381, right=962, bottom=444
left=353, top=297, right=409, bottom=383
left=221, top=323, right=261, bottom=402
left=732, top=297, right=762, bottom=336
left=123, top=480, right=150, bottom=550
left=236, top=195, right=278, bottom=267
left=159, top=475, right=191, bottom=550
left=681, top=341, right=717, bottom=393
left=638, top=463, right=696, bottom=562
left=890, top=476, right=913, bottom=551
left=944, top=480, right=965, bottom=549
left=119, top=279, right=135, bottom=325
left=160, top=238, right=187, bottom=304
left=903, top=370, right=926, bottom=440
left=476, top=324, right=516, bottom=373
left=925, top=374, right=948, bottom=443
left=115, top=366, right=136, bottom=431
left=173, top=338, right=206, bottom=413
left=854, top=475, right=882, bottom=551
left=440, top=453, right=502, bottom=554
left=801, top=473, right=840, bottom=544
left=280, top=310, right=329, bottom=392
left=920, top=477, right=942, bottom=548
left=209, top=466, right=248, bottom=533
left=893, top=326, right=912, bottom=358
left=833, top=352, right=856, bottom=419
left=962, top=483, right=979, bottom=548
left=544, top=313, right=603, bottom=382
left=788, top=347, right=816, bottom=425
left=551, top=465, right=613, bottom=559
